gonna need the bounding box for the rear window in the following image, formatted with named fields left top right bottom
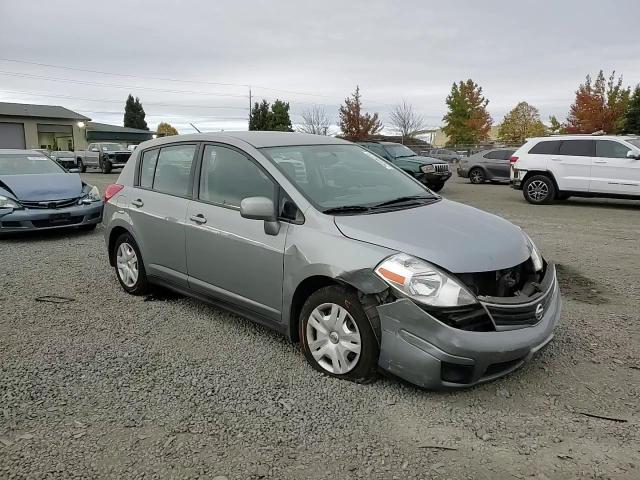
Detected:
left=528, top=140, right=561, bottom=155
left=558, top=140, right=594, bottom=157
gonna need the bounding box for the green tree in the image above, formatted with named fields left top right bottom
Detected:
left=624, top=85, right=640, bottom=135
left=248, top=99, right=293, bottom=131
left=442, top=79, right=492, bottom=146
left=566, top=70, right=630, bottom=134
left=156, top=122, right=179, bottom=136
left=338, top=86, right=383, bottom=141
left=123, top=94, right=148, bottom=130
left=270, top=99, right=293, bottom=131
left=548, top=115, right=566, bottom=134
left=497, top=102, right=547, bottom=145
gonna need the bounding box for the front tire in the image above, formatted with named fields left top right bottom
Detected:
left=77, top=158, right=86, bottom=173
left=429, top=182, right=445, bottom=192
left=469, top=167, right=485, bottom=184
left=523, top=174, right=556, bottom=204
left=113, top=233, right=149, bottom=295
left=299, top=285, right=379, bottom=384
left=100, top=156, right=112, bottom=174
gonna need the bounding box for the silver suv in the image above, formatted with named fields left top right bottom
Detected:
left=103, top=132, right=560, bottom=389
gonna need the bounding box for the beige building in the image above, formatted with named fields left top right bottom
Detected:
left=423, top=125, right=501, bottom=147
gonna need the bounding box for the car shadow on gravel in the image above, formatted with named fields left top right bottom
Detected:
left=0, top=226, right=100, bottom=242
left=556, top=263, right=608, bottom=304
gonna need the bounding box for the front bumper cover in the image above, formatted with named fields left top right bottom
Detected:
left=418, top=171, right=452, bottom=185
left=376, top=265, right=561, bottom=389
left=0, top=202, right=103, bottom=233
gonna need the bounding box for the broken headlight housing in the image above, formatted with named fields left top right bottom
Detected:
left=79, top=185, right=101, bottom=204
left=0, top=195, right=21, bottom=209
left=374, top=253, right=477, bottom=307
left=523, top=233, right=543, bottom=272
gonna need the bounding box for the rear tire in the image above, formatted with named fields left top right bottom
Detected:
left=77, top=158, right=86, bottom=173
left=523, top=174, right=556, bottom=204
left=299, top=285, right=379, bottom=384
left=113, top=233, right=149, bottom=295
left=469, top=167, right=485, bottom=184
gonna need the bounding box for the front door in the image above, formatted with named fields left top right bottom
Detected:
left=85, top=144, right=100, bottom=166
left=127, top=143, right=198, bottom=287
left=591, top=140, right=640, bottom=195
left=551, top=139, right=594, bottom=192
left=185, top=144, right=287, bottom=322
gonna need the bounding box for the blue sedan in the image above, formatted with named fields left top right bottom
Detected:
left=0, top=149, right=103, bottom=233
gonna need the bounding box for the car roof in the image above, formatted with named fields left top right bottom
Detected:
left=137, top=132, right=352, bottom=150
left=528, top=135, right=639, bottom=142
left=0, top=149, right=45, bottom=155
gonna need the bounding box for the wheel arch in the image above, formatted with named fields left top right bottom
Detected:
left=108, top=226, right=135, bottom=266
left=522, top=170, right=560, bottom=192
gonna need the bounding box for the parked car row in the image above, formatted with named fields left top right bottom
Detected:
left=75, top=142, right=133, bottom=173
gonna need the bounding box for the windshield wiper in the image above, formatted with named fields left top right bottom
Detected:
left=372, top=195, right=436, bottom=208
left=323, top=205, right=372, bottom=215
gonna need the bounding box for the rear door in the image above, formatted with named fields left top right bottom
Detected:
left=127, top=143, right=198, bottom=287
left=551, top=140, right=594, bottom=192
left=591, top=140, right=640, bottom=195
left=185, top=143, right=287, bottom=322
left=483, top=150, right=512, bottom=179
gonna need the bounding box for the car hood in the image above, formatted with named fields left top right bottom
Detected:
left=0, top=173, right=84, bottom=201
left=398, top=155, right=443, bottom=165
left=104, top=150, right=131, bottom=155
left=333, top=199, right=530, bottom=273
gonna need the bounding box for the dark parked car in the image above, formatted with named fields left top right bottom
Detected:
left=359, top=141, right=451, bottom=191
left=0, top=149, right=103, bottom=233
left=457, top=148, right=516, bottom=184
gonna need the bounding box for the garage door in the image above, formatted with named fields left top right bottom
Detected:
left=0, top=122, right=26, bottom=149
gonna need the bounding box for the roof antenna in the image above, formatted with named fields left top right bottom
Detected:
left=189, top=123, right=201, bottom=133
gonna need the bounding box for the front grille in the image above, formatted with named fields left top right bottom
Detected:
left=22, top=198, right=81, bottom=209
left=434, top=163, right=449, bottom=173
left=32, top=216, right=84, bottom=228
left=483, top=357, right=525, bottom=377
left=482, top=284, right=555, bottom=327
left=111, top=153, right=130, bottom=163
left=428, top=304, right=494, bottom=331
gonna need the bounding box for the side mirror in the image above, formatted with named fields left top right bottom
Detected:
left=68, top=168, right=79, bottom=173
left=90, top=148, right=98, bottom=152
left=240, top=196, right=280, bottom=235
left=626, top=150, right=640, bottom=159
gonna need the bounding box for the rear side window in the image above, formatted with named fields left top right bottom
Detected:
left=596, top=140, right=631, bottom=159
left=528, top=140, right=561, bottom=155
left=199, top=145, right=274, bottom=207
left=483, top=150, right=509, bottom=160
left=558, top=140, right=594, bottom=157
left=139, top=149, right=159, bottom=188
left=152, top=144, right=196, bottom=196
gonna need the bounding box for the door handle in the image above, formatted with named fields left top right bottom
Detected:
left=551, top=158, right=562, bottom=162
left=593, top=160, right=607, bottom=164
left=131, top=199, right=144, bottom=207
left=189, top=214, right=207, bottom=224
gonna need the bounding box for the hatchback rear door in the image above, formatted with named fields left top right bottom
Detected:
left=185, top=143, right=287, bottom=323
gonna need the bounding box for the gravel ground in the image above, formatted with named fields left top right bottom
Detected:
left=1, top=172, right=638, bottom=479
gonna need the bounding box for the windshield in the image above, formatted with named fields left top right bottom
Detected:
left=0, top=153, right=65, bottom=175
left=261, top=144, right=433, bottom=211
left=385, top=144, right=417, bottom=158
left=101, top=143, right=126, bottom=151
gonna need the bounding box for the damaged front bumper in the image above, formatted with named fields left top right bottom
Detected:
left=376, top=264, right=561, bottom=389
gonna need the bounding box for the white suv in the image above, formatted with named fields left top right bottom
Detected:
left=510, top=135, right=640, bottom=204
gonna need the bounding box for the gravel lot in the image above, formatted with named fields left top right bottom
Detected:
left=1, top=171, right=639, bottom=479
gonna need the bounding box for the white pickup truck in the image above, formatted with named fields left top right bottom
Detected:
left=75, top=142, right=132, bottom=173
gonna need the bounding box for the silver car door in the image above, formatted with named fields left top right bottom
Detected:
left=86, top=144, right=99, bottom=166
left=127, top=143, right=198, bottom=287
left=185, top=143, right=287, bottom=322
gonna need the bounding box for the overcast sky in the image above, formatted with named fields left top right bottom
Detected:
left=1, top=0, right=639, bottom=134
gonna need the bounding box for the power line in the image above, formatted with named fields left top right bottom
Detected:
left=74, top=109, right=249, bottom=120
left=0, top=89, right=248, bottom=110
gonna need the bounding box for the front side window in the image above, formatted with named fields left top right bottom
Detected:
left=596, top=140, right=631, bottom=159
left=0, top=153, right=65, bottom=175
left=529, top=140, right=561, bottom=155
left=199, top=145, right=274, bottom=207
left=558, top=140, right=594, bottom=157
left=261, top=144, right=431, bottom=210
left=152, top=144, right=196, bottom=196
left=101, top=143, right=125, bottom=152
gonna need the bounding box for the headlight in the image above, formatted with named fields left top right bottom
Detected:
left=524, top=233, right=544, bottom=272
left=374, top=253, right=476, bottom=307
left=0, top=195, right=21, bottom=209
left=420, top=164, right=436, bottom=173
left=79, top=185, right=101, bottom=204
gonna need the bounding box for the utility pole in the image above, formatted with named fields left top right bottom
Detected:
left=248, top=86, right=252, bottom=130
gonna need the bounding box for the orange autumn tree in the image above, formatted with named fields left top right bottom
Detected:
left=339, top=86, right=383, bottom=141
left=565, top=70, right=630, bottom=134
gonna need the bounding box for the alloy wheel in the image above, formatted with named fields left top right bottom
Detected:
left=527, top=180, right=549, bottom=202
left=116, top=242, right=139, bottom=287
left=306, top=303, right=361, bottom=374
left=470, top=169, right=484, bottom=184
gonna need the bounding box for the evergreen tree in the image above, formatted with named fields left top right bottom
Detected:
left=123, top=94, right=148, bottom=130
left=442, top=79, right=492, bottom=146
left=270, top=100, right=293, bottom=131
left=624, top=85, right=640, bottom=135
left=249, top=100, right=272, bottom=130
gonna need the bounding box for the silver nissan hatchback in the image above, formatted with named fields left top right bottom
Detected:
left=103, top=132, right=560, bottom=389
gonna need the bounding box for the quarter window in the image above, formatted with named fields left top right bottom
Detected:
left=199, top=145, right=274, bottom=207
left=140, top=148, right=159, bottom=188
left=152, top=144, right=196, bottom=196
left=528, top=140, right=561, bottom=155
left=558, top=140, right=594, bottom=157
left=596, top=140, right=631, bottom=159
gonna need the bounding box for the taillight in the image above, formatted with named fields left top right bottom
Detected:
left=103, top=184, right=124, bottom=202
left=509, top=156, right=519, bottom=164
